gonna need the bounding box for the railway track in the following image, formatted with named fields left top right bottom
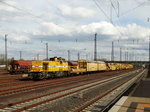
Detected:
left=0, top=69, right=134, bottom=96
left=0, top=69, right=143, bottom=112
left=0, top=74, right=107, bottom=96
left=75, top=69, right=146, bottom=112
left=0, top=75, right=23, bottom=85
left=0, top=69, right=9, bottom=74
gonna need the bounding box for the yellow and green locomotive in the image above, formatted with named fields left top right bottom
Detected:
left=28, top=57, right=69, bottom=79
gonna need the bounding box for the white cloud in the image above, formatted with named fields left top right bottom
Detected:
left=118, top=24, right=150, bottom=39
left=0, top=0, right=150, bottom=60
left=1, top=20, right=149, bottom=43
left=29, top=21, right=150, bottom=41
left=12, top=35, right=30, bottom=41
left=37, top=22, right=72, bottom=36
left=58, top=4, right=96, bottom=19
left=80, top=21, right=118, bottom=35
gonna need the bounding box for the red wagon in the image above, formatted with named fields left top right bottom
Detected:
left=9, top=60, right=32, bottom=74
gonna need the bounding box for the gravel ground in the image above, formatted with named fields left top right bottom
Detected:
left=0, top=73, right=108, bottom=106
left=0, top=69, right=139, bottom=111
left=28, top=70, right=143, bottom=112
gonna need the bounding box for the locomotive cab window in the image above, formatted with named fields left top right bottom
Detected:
left=43, top=62, right=49, bottom=70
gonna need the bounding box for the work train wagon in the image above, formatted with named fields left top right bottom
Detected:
left=70, top=60, right=107, bottom=74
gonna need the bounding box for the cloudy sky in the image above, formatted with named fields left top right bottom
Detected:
left=0, top=0, right=150, bottom=61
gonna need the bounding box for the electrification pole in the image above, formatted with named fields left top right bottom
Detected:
left=46, top=43, right=48, bottom=60
left=37, top=54, right=39, bottom=60
left=86, top=54, right=88, bottom=60
left=111, top=41, right=114, bottom=61
left=5, top=34, right=8, bottom=69
left=125, top=51, right=127, bottom=61
left=133, top=48, right=135, bottom=61
left=127, top=48, right=128, bottom=62
left=20, top=51, right=22, bottom=60
left=147, top=17, right=150, bottom=77
left=117, top=1, right=119, bottom=17
left=120, top=48, right=122, bottom=61
left=148, top=36, right=150, bottom=77
left=68, top=50, right=70, bottom=61
left=78, top=52, right=80, bottom=60
left=110, top=2, right=113, bottom=23
left=94, top=33, right=97, bottom=61
left=149, top=36, right=150, bottom=64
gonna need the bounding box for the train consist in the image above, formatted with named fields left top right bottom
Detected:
left=28, top=57, right=133, bottom=80
left=8, top=60, right=32, bottom=74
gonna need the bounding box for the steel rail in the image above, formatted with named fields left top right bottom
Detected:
left=0, top=70, right=135, bottom=112
left=0, top=70, right=132, bottom=96
left=74, top=69, right=145, bottom=112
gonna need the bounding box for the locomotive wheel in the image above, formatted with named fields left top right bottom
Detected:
left=38, top=72, right=46, bottom=80
left=55, top=71, right=65, bottom=77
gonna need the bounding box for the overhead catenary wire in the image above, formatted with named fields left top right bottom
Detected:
left=1, top=0, right=148, bottom=41
left=93, top=0, right=149, bottom=60
left=92, top=0, right=112, bottom=22
left=108, top=0, right=130, bottom=39
left=0, top=0, right=41, bottom=21
left=112, top=0, right=150, bottom=38
left=0, top=0, right=149, bottom=61
left=0, top=1, right=44, bottom=27
left=92, top=0, right=126, bottom=38
left=119, top=0, right=149, bottom=17
left=117, top=1, right=119, bottom=17
left=0, top=0, right=67, bottom=31
left=93, top=0, right=150, bottom=45
left=0, top=0, right=71, bottom=57
left=109, top=0, right=119, bottom=18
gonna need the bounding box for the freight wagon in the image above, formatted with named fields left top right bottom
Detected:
left=8, top=60, right=32, bottom=74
